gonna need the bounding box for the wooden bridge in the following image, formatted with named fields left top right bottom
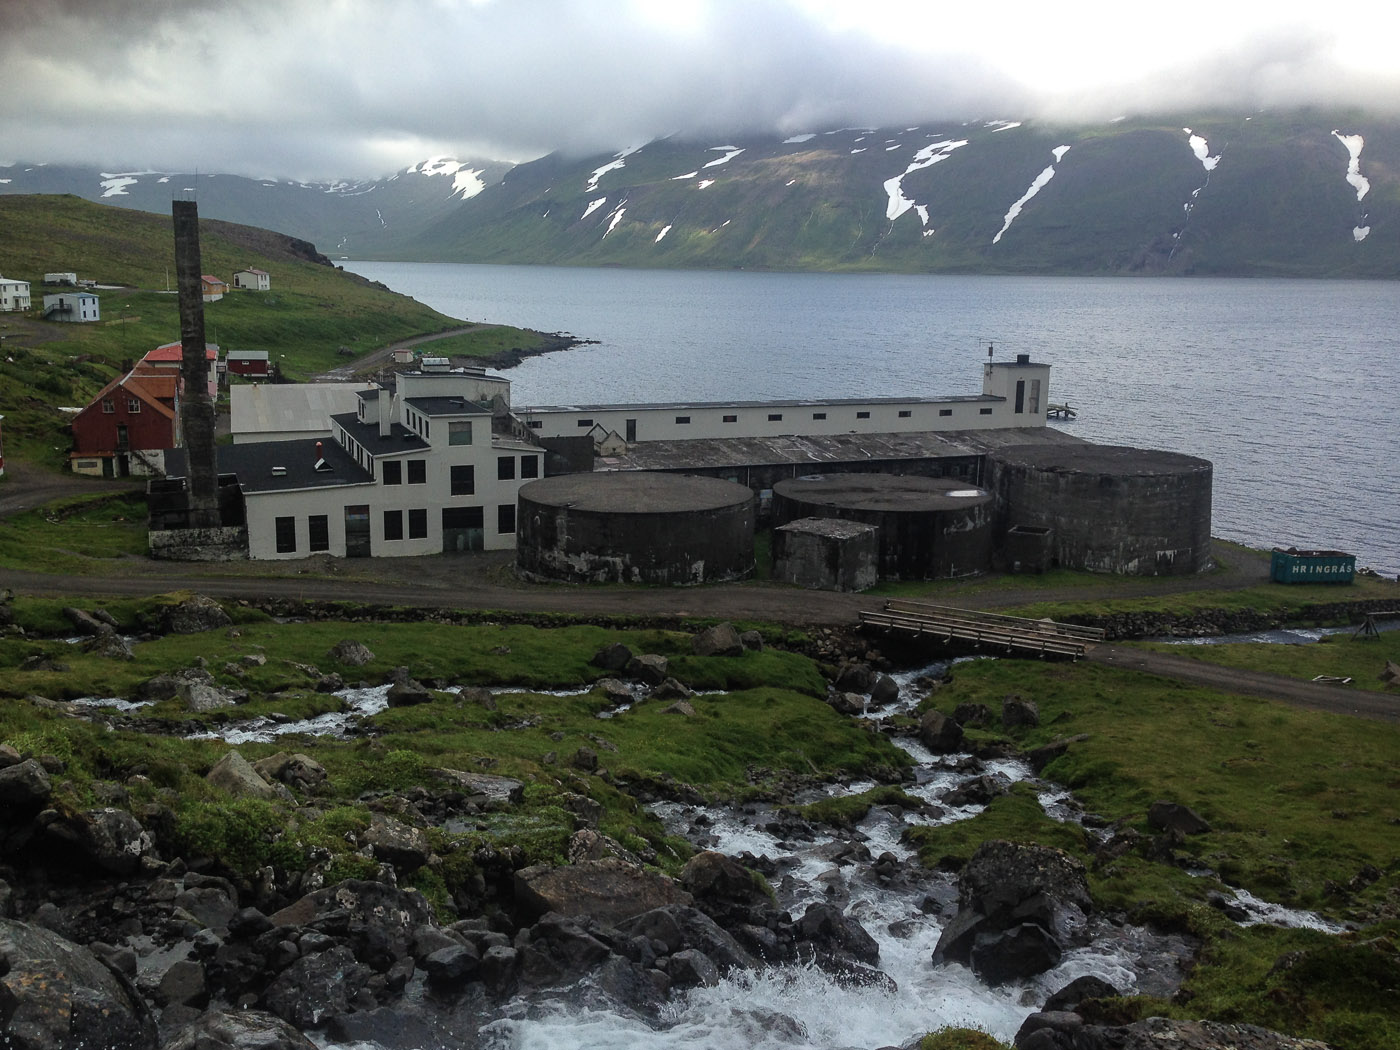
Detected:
left=858, top=599, right=1105, bottom=659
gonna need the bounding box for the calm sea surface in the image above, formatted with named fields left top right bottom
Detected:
left=344, top=262, right=1398, bottom=577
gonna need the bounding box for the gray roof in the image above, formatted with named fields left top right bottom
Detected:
left=166, top=439, right=373, bottom=493
left=332, top=412, right=430, bottom=456
left=404, top=396, right=491, bottom=417
left=230, top=382, right=374, bottom=437
left=528, top=394, right=996, bottom=413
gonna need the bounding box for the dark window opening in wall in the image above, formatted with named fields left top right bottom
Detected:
left=812, top=412, right=826, bottom=420
left=407, top=459, right=427, bottom=484
left=423, top=420, right=430, bottom=439
left=308, top=515, right=329, bottom=552
left=577, top=418, right=593, bottom=427
left=979, top=407, right=993, bottom=415
left=382, top=460, right=402, bottom=485
left=408, top=508, right=427, bottom=539
left=275, top=516, right=296, bottom=553
left=625, top=419, right=637, bottom=442
left=939, top=409, right=953, bottom=417
left=675, top=416, right=691, bottom=424
left=528, top=420, right=542, bottom=429
left=497, top=456, right=515, bottom=481
left=768, top=413, right=783, bottom=422
left=1029, top=378, right=1042, bottom=413
left=498, top=504, right=516, bottom=534
left=384, top=510, right=404, bottom=541
left=520, top=456, right=539, bottom=479
left=451, top=464, right=475, bottom=495
left=723, top=414, right=738, bottom=423
left=898, top=409, right=912, bottom=418
left=448, top=420, right=472, bottom=445
left=1015, top=379, right=1026, bottom=414
left=856, top=411, right=870, bottom=419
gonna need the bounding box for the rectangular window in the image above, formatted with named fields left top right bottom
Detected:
left=497, top=456, right=516, bottom=481
left=979, top=407, right=993, bottom=415
left=812, top=412, right=826, bottom=420
left=407, top=459, right=426, bottom=484
left=856, top=411, right=870, bottom=419
left=723, top=414, right=738, bottom=423
left=448, top=420, right=473, bottom=445
left=675, top=415, right=691, bottom=425
left=520, top=455, right=539, bottom=479
left=768, top=413, right=783, bottom=422
left=1029, top=379, right=1042, bottom=414
left=127, top=398, right=141, bottom=413
left=939, top=409, right=953, bottom=417
left=898, top=410, right=912, bottom=418
left=102, top=399, right=114, bottom=413
left=382, top=460, right=402, bottom=485
left=275, top=516, right=296, bottom=554
left=451, top=464, right=475, bottom=495
left=308, top=515, right=329, bottom=552
left=528, top=420, right=542, bottom=429
left=383, top=510, right=404, bottom=541
left=577, top=418, right=594, bottom=427
left=423, top=420, right=429, bottom=439
left=498, top=504, right=516, bottom=534
left=408, top=508, right=427, bottom=539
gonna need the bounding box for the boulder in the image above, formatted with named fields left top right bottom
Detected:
left=918, top=710, right=965, bottom=753
left=1016, top=1015, right=1335, bottom=1050
left=794, top=902, right=880, bottom=965
left=594, top=678, right=634, bottom=705
left=39, top=807, right=153, bottom=875
left=430, top=768, right=525, bottom=807
left=650, top=677, right=693, bottom=701
left=1002, top=695, right=1040, bottom=729
left=869, top=674, right=900, bottom=706
left=739, top=630, right=765, bottom=652
left=1148, top=801, right=1212, bottom=836
left=953, top=702, right=993, bottom=727
left=253, top=752, right=327, bottom=791
left=260, top=945, right=371, bottom=1031
left=326, top=639, right=375, bottom=666
left=618, top=905, right=759, bottom=973
left=660, top=700, right=696, bottom=717
left=829, top=692, right=866, bottom=716
left=157, top=595, right=232, bottom=635
left=626, top=654, right=669, bottom=685
left=591, top=642, right=633, bottom=671
left=1042, top=973, right=1123, bottom=1012
left=385, top=667, right=433, bottom=707
left=668, top=948, right=720, bottom=987
left=514, top=858, right=693, bottom=926
left=61, top=606, right=107, bottom=635
left=969, top=922, right=1062, bottom=985
left=835, top=662, right=874, bottom=693
left=206, top=751, right=278, bottom=800
left=422, top=943, right=481, bottom=988
left=0, top=758, right=53, bottom=815
left=692, top=622, right=744, bottom=657
left=364, top=813, right=432, bottom=870
left=941, top=774, right=1010, bottom=808
left=0, top=918, right=157, bottom=1050
left=162, top=1009, right=319, bottom=1050
left=269, top=880, right=435, bottom=945
left=83, top=627, right=135, bottom=660
left=179, top=679, right=238, bottom=712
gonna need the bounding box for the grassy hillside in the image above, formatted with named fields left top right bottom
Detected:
left=0, top=195, right=547, bottom=468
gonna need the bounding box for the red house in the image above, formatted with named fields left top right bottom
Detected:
left=69, top=371, right=180, bottom=477
left=142, top=341, right=219, bottom=399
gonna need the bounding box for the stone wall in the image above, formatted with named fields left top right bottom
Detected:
left=148, top=526, right=249, bottom=561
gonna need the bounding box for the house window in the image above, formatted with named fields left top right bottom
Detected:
left=979, top=407, right=993, bottom=415
left=451, top=464, right=475, bottom=495
left=577, top=418, right=594, bottom=427
left=723, top=414, right=738, bottom=423
left=497, top=457, right=515, bottom=481
left=675, top=416, right=691, bottom=425
left=382, top=460, right=402, bottom=485
left=527, top=420, right=542, bottom=429
left=768, top=413, right=783, bottom=422
left=407, top=459, right=426, bottom=484
left=1029, top=379, right=1042, bottom=414
left=423, top=420, right=429, bottom=439
left=308, top=515, right=329, bottom=552
left=102, top=399, right=114, bottom=413
left=408, top=508, right=427, bottom=539
left=275, top=516, right=296, bottom=554
left=898, top=410, right=912, bottom=418
left=856, top=411, right=870, bottom=419
left=939, top=409, right=953, bottom=417
left=127, top=398, right=141, bottom=413
left=498, top=504, right=516, bottom=534
left=520, top=455, right=539, bottom=479
left=384, top=510, right=404, bottom=541
left=449, top=420, right=472, bottom=445
left=812, top=412, right=826, bottom=420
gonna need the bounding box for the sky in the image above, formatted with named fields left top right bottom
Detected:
left=2, top=0, right=1396, bottom=181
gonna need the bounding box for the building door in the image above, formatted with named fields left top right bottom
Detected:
left=344, top=505, right=371, bottom=557
left=1014, top=379, right=1025, bottom=414
left=442, top=506, right=484, bottom=552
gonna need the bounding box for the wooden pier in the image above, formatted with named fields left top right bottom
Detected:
left=1047, top=402, right=1077, bottom=420
left=859, top=599, right=1105, bottom=659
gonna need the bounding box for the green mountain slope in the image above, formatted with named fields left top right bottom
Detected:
left=405, top=112, right=1399, bottom=277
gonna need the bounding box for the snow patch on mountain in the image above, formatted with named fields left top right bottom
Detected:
left=987, top=120, right=1023, bottom=132
left=672, top=171, right=698, bottom=180
left=1184, top=129, right=1220, bottom=172
left=407, top=156, right=486, bottom=199
left=656, top=225, right=671, bottom=242
left=882, top=138, right=968, bottom=224
left=698, top=179, right=715, bottom=189
left=1353, top=225, right=1371, bottom=242
left=586, top=146, right=642, bottom=193
left=99, top=177, right=139, bottom=197
left=582, top=197, right=607, bottom=220
left=1331, top=131, right=1369, bottom=201
left=603, top=203, right=627, bottom=238
left=994, top=146, right=1069, bottom=244
left=704, top=147, right=745, bottom=168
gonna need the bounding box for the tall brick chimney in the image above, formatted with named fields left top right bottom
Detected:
left=172, top=200, right=220, bottom=528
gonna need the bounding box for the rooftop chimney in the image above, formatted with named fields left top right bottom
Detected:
left=172, top=200, right=219, bottom=528
left=379, top=387, right=392, bottom=438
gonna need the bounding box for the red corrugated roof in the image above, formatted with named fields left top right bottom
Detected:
left=145, top=342, right=218, bottom=362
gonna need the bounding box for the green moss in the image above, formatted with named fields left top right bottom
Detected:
left=787, top=785, right=925, bottom=827
left=918, top=1029, right=1013, bottom=1050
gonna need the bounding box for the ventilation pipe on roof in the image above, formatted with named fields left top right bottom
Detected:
left=379, top=387, right=392, bottom=439
left=314, top=440, right=331, bottom=472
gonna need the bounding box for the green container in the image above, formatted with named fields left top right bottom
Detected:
left=1270, top=548, right=1356, bottom=584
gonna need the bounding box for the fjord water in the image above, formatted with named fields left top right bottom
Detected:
left=345, top=262, right=1398, bottom=576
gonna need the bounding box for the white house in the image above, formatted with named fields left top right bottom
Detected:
left=233, top=268, right=270, bottom=291
left=0, top=276, right=31, bottom=312
left=207, top=368, right=539, bottom=559
left=44, top=272, right=78, bottom=285
left=42, top=291, right=101, bottom=323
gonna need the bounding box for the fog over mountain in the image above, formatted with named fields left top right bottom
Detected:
left=2, top=0, right=1397, bottom=181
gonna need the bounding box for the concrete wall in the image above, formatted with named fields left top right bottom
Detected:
left=773, top=518, right=879, bottom=591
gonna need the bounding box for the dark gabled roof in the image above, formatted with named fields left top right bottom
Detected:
left=166, top=438, right=374, bottom=493
left=332, top=411, right=429, bottom=456
left=404, top=396, right=491, bottom=417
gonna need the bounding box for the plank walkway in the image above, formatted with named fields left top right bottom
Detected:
left=858, top=599, right=1104, bottom=659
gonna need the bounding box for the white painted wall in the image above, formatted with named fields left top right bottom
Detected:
left=0, top=278, right=31, bottom=312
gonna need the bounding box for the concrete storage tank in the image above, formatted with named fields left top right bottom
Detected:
left=771, top=473, right=994, bottom=580
left=517, top=472, right=755, bottom=585
left=987, top=443, right=1212, bottom=575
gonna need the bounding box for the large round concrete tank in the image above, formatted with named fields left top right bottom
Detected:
left=517, top=472, right=755, bottom=584
left=987, top=443, right=1213, bottom=575
left=771, top=473, right=994, bottom=580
